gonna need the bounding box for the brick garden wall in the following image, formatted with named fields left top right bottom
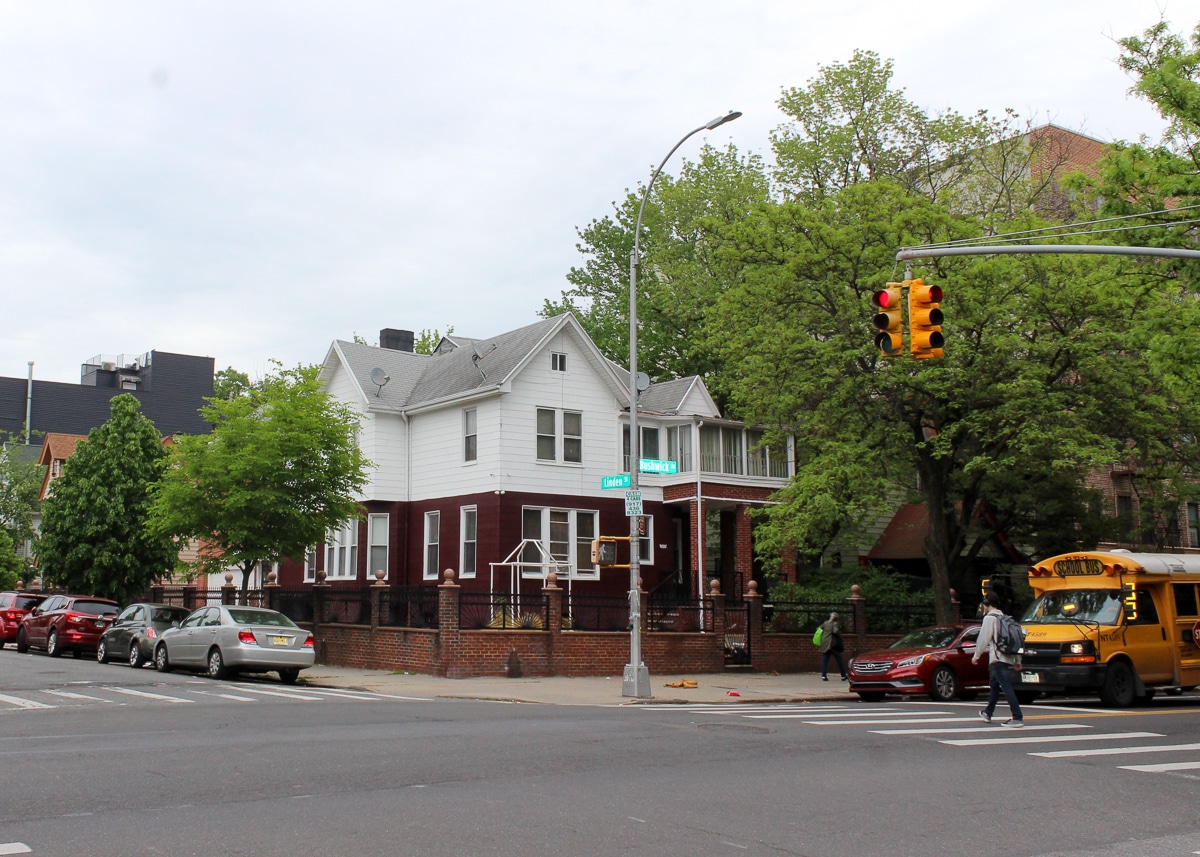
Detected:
left=290, top=573, right=936, bottom=679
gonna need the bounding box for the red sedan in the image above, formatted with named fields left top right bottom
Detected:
left=848, top=624, right=988, bottom=702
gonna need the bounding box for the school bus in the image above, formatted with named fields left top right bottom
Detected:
left=1017, top=550, right=1200, bottom=707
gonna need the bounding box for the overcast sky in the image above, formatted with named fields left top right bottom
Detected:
left=0, top=1, right=1180, bottom=384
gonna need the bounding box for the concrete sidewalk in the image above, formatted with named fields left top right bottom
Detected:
left=300, top=666, right=858, bottom=706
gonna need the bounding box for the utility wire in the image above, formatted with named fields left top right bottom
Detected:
left=920, top=203, right=1200, bottom=250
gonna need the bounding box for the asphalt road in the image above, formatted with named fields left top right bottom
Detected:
left=2, top=649, right=1200, bottom=857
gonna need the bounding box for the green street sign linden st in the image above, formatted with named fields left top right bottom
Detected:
left=601, top=473, right=631, bottom=490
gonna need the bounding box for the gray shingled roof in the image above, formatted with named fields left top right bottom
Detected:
left=334, top=315, right=574, bottom=411
left=637, top=377, right=703, bottom=415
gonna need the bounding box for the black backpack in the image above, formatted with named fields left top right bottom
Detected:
left=994, top=614, right=1026, bottom=656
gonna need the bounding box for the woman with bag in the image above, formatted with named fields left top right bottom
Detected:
left=818, top=611, right=847, bottom=681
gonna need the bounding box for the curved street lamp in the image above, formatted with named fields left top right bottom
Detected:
left=624, top=110, right=741, bottom=699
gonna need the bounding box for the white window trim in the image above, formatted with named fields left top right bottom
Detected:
left=520, top=506, right=599, bottom=579
left=460, top=505, right=478, bottom=579
left=368, top=513, right=389, bottom=581
left=638, top=516, right=655, bottom=566
left=536, top=407, right=584, bottom=465
left=324, top=522, right=358, bottom=580
left=463, top=408, right=477, bottom=464
left=423, top=511, right=441, bottom=581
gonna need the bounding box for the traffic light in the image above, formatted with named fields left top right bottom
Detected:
left=908, top=278, right=944, bottom=359
left=871, top=283, right=904, bottom=356
left=590, top=537, right=619, bottom=567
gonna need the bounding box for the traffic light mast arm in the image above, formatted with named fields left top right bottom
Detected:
left=896, top=244, right=1200, bottom=262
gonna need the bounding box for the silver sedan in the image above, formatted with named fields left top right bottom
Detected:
left=153, top=605, right=315, bottom=684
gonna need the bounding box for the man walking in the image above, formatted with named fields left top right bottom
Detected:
left=972, top=593, right=1024, bottom=727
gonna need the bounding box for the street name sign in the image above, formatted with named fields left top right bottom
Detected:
left=639, top=458, right=678, bottom=475
left=601, top=473, right=632, bottom=490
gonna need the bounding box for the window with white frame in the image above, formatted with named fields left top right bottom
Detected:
left=423, top=511, right=440, bottom=580
left=463, top=408, right=477, bottom=462
left=551, top=352, right=567, bottom=371
left=304, top=547, right=317, bottom=581
left=520, top=506, right=599, bottom=578
left=624, top=425, right=661, bottom=470
left=536, top=407, right=582, bottom=463
left=324, top=521, right=358, bottom=579
left=460, top=506, right=477, bottom=579
left=638, top=516, right=654, bottom=564
left=368, top=514, right=389, bottom=580
left=666, top=425, right=692, bottom=471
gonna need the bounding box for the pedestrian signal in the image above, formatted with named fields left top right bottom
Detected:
left=908, top=278, right=944, bottom=359
left=871, top=284, right=904, bottom=356
left=590, top=537, right=619, bottom=567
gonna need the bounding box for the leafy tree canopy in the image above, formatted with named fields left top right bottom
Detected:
left=0, top=433, right=43, bottom=577
left=37, top=395, right=177, bottom=602
left=150, top=363, right=371, bottom=589
left=0, top=529, right=21, bottom=591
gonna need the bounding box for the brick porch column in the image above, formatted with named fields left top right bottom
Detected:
left=745, top=579, right=763, bottom=668
left=847, top=584, right=866, bottom=656
left=543, top=573, right=563, bottom=676
left=734, top=504, right=754, bottom=587
left=438, top=568, right=461, bottom=678
left=708, top=578, right=726, bottom=666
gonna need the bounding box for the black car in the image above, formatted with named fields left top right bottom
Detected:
left=97, top=603, right=191, bottom=668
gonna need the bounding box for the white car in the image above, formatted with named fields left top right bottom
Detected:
left=154, top=605, right=314, bottom=684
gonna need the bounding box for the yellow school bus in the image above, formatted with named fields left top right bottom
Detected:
left=1018, top=550, right=1200, bottom=707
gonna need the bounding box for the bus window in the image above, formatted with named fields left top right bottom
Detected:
left=1126, top=589, right=1159, bottom=625
left=1174, top=583, right=1199, bottom=618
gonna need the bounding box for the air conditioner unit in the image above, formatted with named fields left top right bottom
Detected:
left=101, top=361, right=116, bottom=372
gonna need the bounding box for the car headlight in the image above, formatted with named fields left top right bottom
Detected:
left=896, top=654, right=929, bottom=669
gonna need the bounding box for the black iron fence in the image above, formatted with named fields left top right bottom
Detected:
left=381, top=586, right=439, bottom=629
left=646, top=595, right=714, bottom=633
left=459, top=593, right=550, bottom=630
left=563, top=593, right=629, bottom=631
left=321, top=588, right=372, bottom=624
left=762, top=601, right=855, bottom=635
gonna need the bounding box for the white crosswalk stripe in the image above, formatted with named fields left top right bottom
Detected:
left=0, top=683, right=406, bottom=711
left=943, top=731, right=1163, bottom=747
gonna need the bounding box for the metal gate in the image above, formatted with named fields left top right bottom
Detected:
left=724, top=602, right=751, bottom=666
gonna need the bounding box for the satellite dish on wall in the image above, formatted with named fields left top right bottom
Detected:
left=636, top=372, right=651, bottom=393
left=369, top=367, right=390, bottom=397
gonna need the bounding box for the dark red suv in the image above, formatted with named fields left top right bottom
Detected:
left=0, top=591, right=47, bottom=648
left=17, top=594, right=120, bottom=658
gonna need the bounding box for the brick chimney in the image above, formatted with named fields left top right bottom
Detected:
left=379, top=329, right=415, bottom=352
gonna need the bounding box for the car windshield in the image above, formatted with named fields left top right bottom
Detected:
left=73, top=600, right=117, bottom=616
left=227, top=609, right=297, bottom=628
left=1021, top=589, right=1123, bottom=625
left=889, top=627, right=960, bottom=649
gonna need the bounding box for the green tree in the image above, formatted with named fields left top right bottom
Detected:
left=150, top=363, right=371, bottom=592
left=0, top=433, right=43, bottom=579
left=212, top=367, right=253, bottom=401
left=542, top=143, right=771, bottom=390
left=36, top=395, right=177, bottom=602
left=0, top=529, right=21, bottom=591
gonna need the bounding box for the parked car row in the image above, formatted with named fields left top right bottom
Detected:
left=1, top=591, right=314, bottom=684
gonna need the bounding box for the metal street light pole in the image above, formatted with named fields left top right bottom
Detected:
left=623, top=110, right=741, bottom=699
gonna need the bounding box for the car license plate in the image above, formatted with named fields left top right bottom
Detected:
left=1020, top=672, right=1040, bottom=683
left=271, top=636, right=288, bottom=646
left=95, top=620, right=108, bottom=628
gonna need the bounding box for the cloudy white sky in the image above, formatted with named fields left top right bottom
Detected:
left=0, top=1, right=1181, bottom=383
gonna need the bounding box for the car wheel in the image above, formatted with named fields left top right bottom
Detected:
left=128, top=639, right=144, bottom=669
left=278, top=668, right=300, bottom=685
left=46, top=629, right=62, bottom=658
left=97, top=640, right=111, bottom=664
left=16, top=628, right=29, bottom=653
left=154, top=644, right=172, bottom=673
left=930, top=666, right=959, bottom=702
left=207, top=648, right=228, bottom=680
left=1100, top=660, right=1136, bottom=708
left=857, top=692, right=886, bottom=702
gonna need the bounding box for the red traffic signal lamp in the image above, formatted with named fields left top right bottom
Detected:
left=908, top=278, right=944, bottom=359
left=871, top=283, right=904, bottom=356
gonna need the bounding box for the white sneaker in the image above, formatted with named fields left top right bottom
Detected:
left=1003, top=719, right=1024, bottom=728
left=978, top=710, right=992, bottom=723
